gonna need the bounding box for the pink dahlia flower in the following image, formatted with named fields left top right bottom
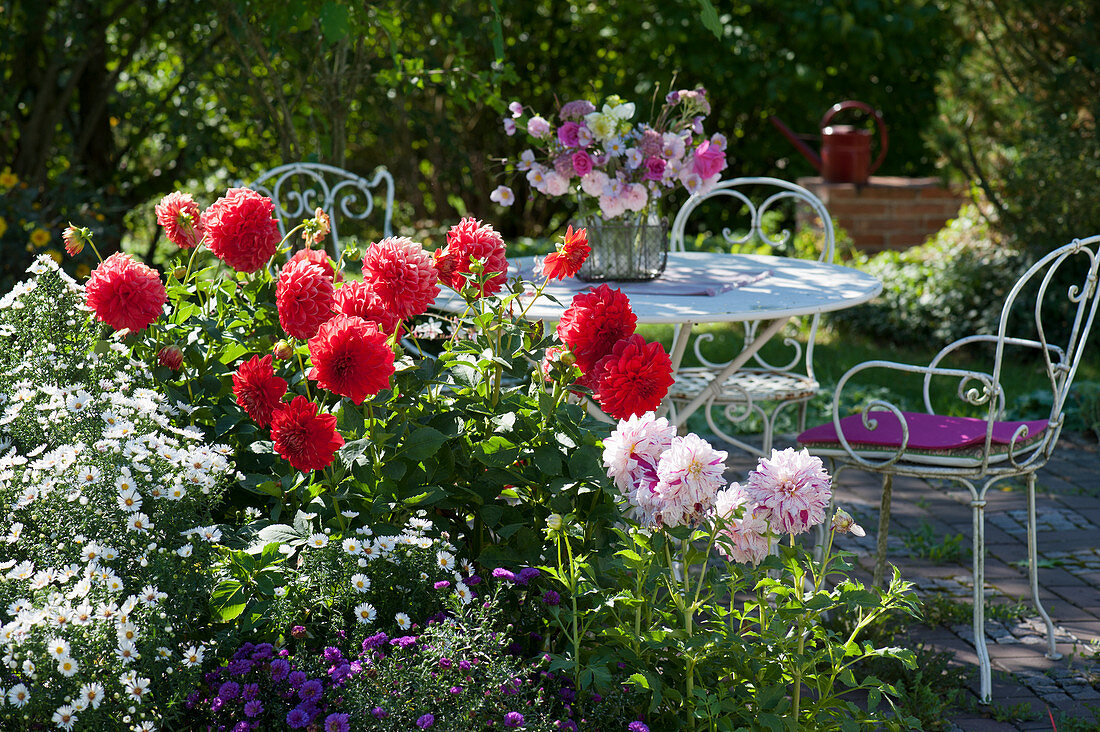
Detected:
left=361, top=236, right=440, bottom=320
left=85, top=253, right=167, bottom=333
left=434, top=218, right=508, bottom=298
left=155, top=192, right=204, bottom=249
left=602, top=412, right=676, bottom=501
left=650, top=433, right=726, bottom=528
left=275, top=259, right=335, bottom=340
left=200, top=188, right=281, bottom=273
left=714, top=484, right=772, bottom=565
left=744, top=448, right=832, bottom=536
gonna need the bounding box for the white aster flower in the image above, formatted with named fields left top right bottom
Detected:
left=307, top=533, right=329, bottom=549
left=57, top=656, right=80, bottom=677
left=8, top=682, right=29, bottom=707
left=350, top=574, right=371, bottom=593
left=78, top=682, right=104, bottom=710
left=181, top=645, right=204, bottom=667
left=126, top=513, right=152, bottom=532
left=47, top=637, right=71, bottom=659
left=52, top=704, right=78, bottom=730
left=117, top=488, right=143, bottom=512
left=436, top=551, right=455, bottom=571
left=341, top=538, right=362, bottom=555
left=353, top=602, right=377, bottom=624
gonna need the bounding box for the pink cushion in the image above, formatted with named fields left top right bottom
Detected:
left=798, top=412, right=1048, bottom=452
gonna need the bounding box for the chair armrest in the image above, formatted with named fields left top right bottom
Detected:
left=827, top=360, right=1001, bottom=469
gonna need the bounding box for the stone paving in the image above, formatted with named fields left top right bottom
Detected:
left=723, top=433, right=1100, bottom=731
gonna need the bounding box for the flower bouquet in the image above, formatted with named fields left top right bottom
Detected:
left=495, top=88, right=728, bottom=281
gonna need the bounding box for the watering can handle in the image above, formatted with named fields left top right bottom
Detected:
left=820, top=101, right=889, bottom=176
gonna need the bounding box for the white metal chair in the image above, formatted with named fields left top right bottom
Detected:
left=667, top=177, right=836, bottom=455
left=243, top=163, right=395, bottom=261
left=798, top=236, right=1100, bottom=703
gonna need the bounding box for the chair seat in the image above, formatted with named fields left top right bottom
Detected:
left=798, top=412, right=1050, bottom=466
left=668, top=367, right=818, bottom=403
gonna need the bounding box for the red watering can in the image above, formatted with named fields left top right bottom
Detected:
left=769, top=100, right=888, bottom=184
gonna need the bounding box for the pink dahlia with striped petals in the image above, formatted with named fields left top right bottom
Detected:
left=744, top=448, right=832, bottom=536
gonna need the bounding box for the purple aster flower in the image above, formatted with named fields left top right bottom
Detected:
left=217, top=681, right=241, bottom=701
left=459, top=660, right=471, bottom=670
left=434, top=580, right=451, bottom=589
left=203, top=670, right=222, bottom=685
left=210, top=697, right=224, bottom=713
left=466, top=574, right=481, bottom=585
left=492, top=568, right=516, bottom=582
left=391, top=635, right=418, bottom=650
left=228, top=658, right=253, bottom=676
left=324, top=713, right=351, bottom=732
left=232, top=723, right=250, bottom=732
left=519, top=567, right=541, bottom=582
left=417, top=713, right=435, bottom=729
left=244, top=700, right=263, bottom=718
left=542, top=590, right=561, bottom=606
left=269, top=658, right=290, bottom=681
left=561, top=722, right=578, bottom=732
left=372, top=706, right=389, bottom=719
left=242, top=683, right=259, bottom=701
left=298, top=678, right=324, bottom=702
left=628, top=723, right=650, bottom=732
left=504, top=711, right=525, bottom=728
left=251, top=643, right=274, bottom=660
left=286, top=707, right=310, bottom=729
left=438, top=657, right=452, bottom=669
left=323, top=646, right=344, bottom=663
left=288, top=670, right=308, bottom=688
left=362, top=632, right=389, bottom=651
left=450, top=686, right=463, bottom=695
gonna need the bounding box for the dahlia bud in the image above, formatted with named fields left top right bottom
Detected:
left=546, top=514, right=564, bottom=531
left=342, top=244, right=361, bottom=262
left=62, top=224, right=91, bottom=257
left=157, top=345, right=184, bottom=371
left=559, top=349, right=576, bottom=367
left=272, top=340, right=294, bottom=360
left=301, top=207, right=332, bottom=246
left=172, top=267, right=188, bottom=281
left=469, top=259, right=485, bottom=275
left=831, top=508, right=866, bottom=537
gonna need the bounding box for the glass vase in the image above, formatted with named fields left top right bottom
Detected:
left=575, top=210, right=668, bottom=282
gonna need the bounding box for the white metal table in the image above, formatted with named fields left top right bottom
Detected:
left=435, top=251, right=883, bottom=439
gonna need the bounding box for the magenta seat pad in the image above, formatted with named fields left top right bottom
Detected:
left=798, top=412, right=1048, bottom=452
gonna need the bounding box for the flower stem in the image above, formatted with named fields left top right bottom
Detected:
left=297, top=351, right=313, bottom=401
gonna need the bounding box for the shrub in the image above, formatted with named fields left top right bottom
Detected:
left=0, top=256, right=233, bottom=730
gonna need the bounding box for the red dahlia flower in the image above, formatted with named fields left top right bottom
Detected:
left=361, top=236, right=440, bottom=319
left=276, top=259, right=335, bottom=340
left=307, top=314, right=395, bottom=404
left=433, top=218, right=508, bottom=297
left=542, top=225, right=590, bottom=280
left=199, top=188, right=281, bottom=272
left=593, top=334, right=674, bottom=420
left=232, top=354, right=288, bottom=427
left=85, top=252, right=167, bottom=333
left=556, top=284, right=637, bottom=373
left=333, top=281, right=401, bottom=336
left=270, top=396, right=345, bottom=473
left=155, top=191, right=204, bottom=249
left=289, top=247, right=340, bottom=282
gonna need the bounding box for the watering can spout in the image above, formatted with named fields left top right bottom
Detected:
left=768, top=115, right=822, bottom=173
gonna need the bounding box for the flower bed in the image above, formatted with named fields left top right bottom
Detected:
left=0, top=192, right=921, bottom=730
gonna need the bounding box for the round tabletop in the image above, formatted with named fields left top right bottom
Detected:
left=434, top=252, right=883, bottom=324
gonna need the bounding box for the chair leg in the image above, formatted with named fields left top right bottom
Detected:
left=1027, top=472, right=1063, bottom=661
left=873, top=474, right=892, bottom=588
left=971, top=497, right=992, bottom=704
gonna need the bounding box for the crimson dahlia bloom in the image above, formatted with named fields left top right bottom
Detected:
left=542, top=225, right=590, bottom=281
left=155, top=191, right=204, bottom=249
left=276, top=259, right=335, bottom=340
left=289, top=248, right=339, bottom=281
left=270, top=396, right=344, bottom=473
left=593, top=334, right=673, bottom=420
left=556, top=284, right=637, bottom=373
left=232, top=354, right=288, bottom=427
left=85, top=252, right=167, bottom=333
left=308, top=314, right=395, bottom=404
left=200, top=188, right=281, bottom=272
left=333, top=281, right=400, bottom=335
left=361, top=236, right=440, bottom=320
left=433, top=218, right=508, bottom=297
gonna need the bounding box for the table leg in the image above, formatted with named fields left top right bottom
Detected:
left=659, top=321, right=697, bottom=422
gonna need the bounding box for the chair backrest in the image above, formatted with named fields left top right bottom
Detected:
left=669, top=176, right=835, bottom=263
left=243, top=163, right=395, bottom=261
left=990, top=237, right=1100, bottom=459
left=668, top=177, right=836, bottom=379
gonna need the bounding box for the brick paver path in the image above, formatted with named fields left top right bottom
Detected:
left=725, top=434, right=1100, bottom=731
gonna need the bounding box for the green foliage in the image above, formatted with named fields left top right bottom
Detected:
left=855, top=644, right=971, bottom=731
left=900, top=522, right=967, bottom=564
left=828, top=203, right=1027, bottom=350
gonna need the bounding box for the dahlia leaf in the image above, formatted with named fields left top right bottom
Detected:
left=398, top=426, right=449, bottom=461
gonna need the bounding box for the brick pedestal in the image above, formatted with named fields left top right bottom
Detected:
left=797, top=176, right=967, bottom=252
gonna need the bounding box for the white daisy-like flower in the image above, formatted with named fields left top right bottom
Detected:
left=167, top=485, right=186, bottom=501
left=181, top=645, right=204, bottom=667
left=67, top=578, right=91, bottom=600
left=455, top=582, right=472, bottom=605
left=307, top=533, right=329, bottom=549
left=199, top=526, right=222, bottom=543
left=117, top=488, right=143, bottom=512
left=66, top=390, right=92, bottom=413
left=124, top=676, right=150, bottom=703
left=459, top=558, right=475, bottom=575
left=341, top=538, right=361, bottom=555
left=395, top=612, right=412, bottom=630
left=52, top=704, right=78, bottom=730
left=101, top=546, right=119, bottom=561
left=116, top=640, right=139, bottom=665
left=140, top=586, right=166, bottom=605
left=117, top=622, right=139, bottom=643
left=176, top=544, right=194, bottom=558
left=57, top=656, right=80, bottom=677
left=126, top=513, right=152, bottom=532
left=47, top=637, right=71, bottom=659
left=75, top=464, right=101, bottom=485
left=436, top=551, right=455, bottom=571
left=350, top=574, right=371, bottom=593
left=353, top=602, right=377, bottom=624
left=73, top=604, right=94, bottom=625
left=8, top=682, right=29, bottom=707
left=78, top=682, right=104, bottom=710
left=103, top=572, right=124, bottom=593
